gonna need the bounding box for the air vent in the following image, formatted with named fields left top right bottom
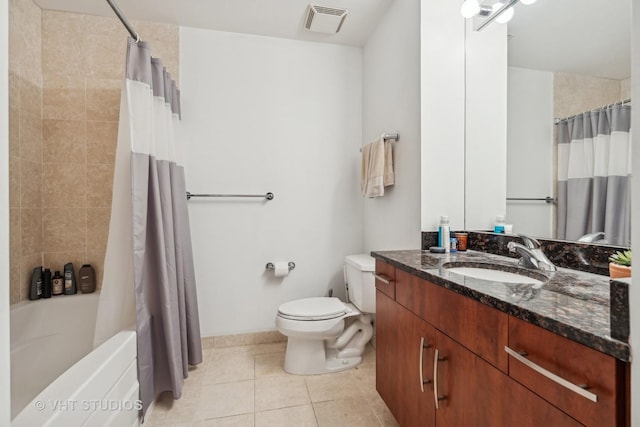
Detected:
left=304, top=4, right=349, bottom=34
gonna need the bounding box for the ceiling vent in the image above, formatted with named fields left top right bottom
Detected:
left=304, top=4, right=349, bottom=34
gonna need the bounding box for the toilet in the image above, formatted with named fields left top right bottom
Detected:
left=275, top=254, right=376, bottom=375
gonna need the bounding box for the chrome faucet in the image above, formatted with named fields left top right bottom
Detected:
left=507, top=235, right=557, bottom=272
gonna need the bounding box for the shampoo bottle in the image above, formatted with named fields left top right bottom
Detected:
left=438, top=215, right=451, bottom=253
left=79, top=264, right=96, bottom=294
left=42, top=268, right=52, bottom=298
left=52, top=271, right=64, bottom=295
left=29, top=266, right=43, bottom=300
left=63, top=263, right=77, bottom=295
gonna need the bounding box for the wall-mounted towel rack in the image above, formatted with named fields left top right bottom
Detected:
left=360, top=132, right=400, bottom=152
left=186, top=192, right=274, bottom=201
left=507, top=196, right=556, bottom=204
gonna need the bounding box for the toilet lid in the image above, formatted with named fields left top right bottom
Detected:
left=278, top=297, right=348, bottom=321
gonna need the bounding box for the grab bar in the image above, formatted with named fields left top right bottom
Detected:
left=186, top=192, right=274, bottom=201
left=506, top=196, right=556, bottom=204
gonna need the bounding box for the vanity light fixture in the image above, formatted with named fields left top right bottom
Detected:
left=460, top=0, right=535, bottom=31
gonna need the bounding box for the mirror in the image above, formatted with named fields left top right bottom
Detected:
left=496, top=0, right=631, bottom=243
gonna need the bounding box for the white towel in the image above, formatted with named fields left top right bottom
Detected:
left=361, top=136, right=394, bottom=198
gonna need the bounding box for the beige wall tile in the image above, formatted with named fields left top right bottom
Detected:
left=87, top=163, right=114, bottom=208
left=43, top=119, right=86, bottom=163
left=9, top=69, right=19, bottom=109
left=87, top=207, right=110, bottom=252
left=43, top=163, right=87, bottom=208
left=620, top=78, right=631, bottom=100
left=20, top=0, right=42, bottom=84
left=9, top=156, right=20, bottom=208
left=20, top=252, right=43, bottom=301
left=554, top=72, right=622, bottom=119
left=10, top=208, right=21, bottom=304
left=20, top=77, right=42, bottom=115
left=21, top=208, right=42, bottom=256
left=86, top=78, right=121, bottom=121
left=43, top=207, right=87, bottom=253
left=10, top=260, right=21, bottom=304
left=87, top=120, right=117, bottom=164
left=43, top=251, right=87, bottom=280
left=19, top=108, right=42, bottom=160
left=85, top=14, right=128, bottom=80
left=9, top=104, right=19, bottom=158
left=20, top=159, right=42, bottom=208
left=42, top=11, right=86, bottom=79
left=43, top=74, right=86, bottom=121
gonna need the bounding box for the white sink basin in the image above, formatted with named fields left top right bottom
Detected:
left=446, top=266, right=544, bottom=285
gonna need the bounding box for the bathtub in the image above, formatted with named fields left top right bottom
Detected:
left=10, top=293, right=139, bottom=426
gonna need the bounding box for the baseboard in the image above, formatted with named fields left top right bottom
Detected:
left=201, top=330, right=286, bottom=349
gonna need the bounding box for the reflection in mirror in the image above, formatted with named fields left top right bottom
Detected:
left=505, top=0, right=631, bottom=245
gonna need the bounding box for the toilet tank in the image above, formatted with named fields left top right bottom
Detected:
left=344, top=254, right=376, bottom=313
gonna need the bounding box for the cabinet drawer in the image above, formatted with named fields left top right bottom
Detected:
left=508, top=316, right=626, bottom=427
left=375, top=260, right=395, bottom=299
left=396, top=272, right=508, bottom=373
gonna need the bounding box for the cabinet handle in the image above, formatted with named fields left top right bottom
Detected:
left=419, top=337, right=432, bottom=392
left=374, top=274, right=393, bottom=285
left=433, top=349, right=447, bottom=409
left=504, top=346, right=598, bottom=403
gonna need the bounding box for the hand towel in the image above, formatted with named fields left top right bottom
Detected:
left=361, top=136, right=391, bottom=198
left=383, top=139, right=395, bottom=186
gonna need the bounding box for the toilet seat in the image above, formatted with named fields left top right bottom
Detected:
left=277, top=297, right=349, bottom=321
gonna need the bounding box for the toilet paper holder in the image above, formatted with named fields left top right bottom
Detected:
left=265, top=262, right=296, bottom=271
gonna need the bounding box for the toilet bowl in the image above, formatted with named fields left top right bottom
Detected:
left=275, top=254, right=376, bottom=375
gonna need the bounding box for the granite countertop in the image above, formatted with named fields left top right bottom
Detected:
left=371, top=249, right=631, bottom=362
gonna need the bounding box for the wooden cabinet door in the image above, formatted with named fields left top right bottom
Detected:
left=433, top=331, right=475, bottom=427
left=376, top=290, right=401, bottom=420
left=395, top=303, right=436, bottom=427
left=376, top=291, right=436, bottom=427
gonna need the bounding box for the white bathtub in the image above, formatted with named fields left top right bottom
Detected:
left=10, top=293, right=139, bottom=426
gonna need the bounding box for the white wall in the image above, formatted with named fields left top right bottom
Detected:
left=506, top=67, right=554, bottom=238
left=421, top=0, right=466, bottom=232
left=0, top=0, right=10, bottom=424
left=465, top=20, right=507, bottom=230
left=180, top=27, right=364, bottom=336
left=362, top=0, right=421, bottom=252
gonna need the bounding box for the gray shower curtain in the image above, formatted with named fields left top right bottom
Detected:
left=97, top=37, right=203, bottom=418
left=556, top=103, right=631, bottom=246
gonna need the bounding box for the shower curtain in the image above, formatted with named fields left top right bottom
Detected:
left=94, top=38, right=202, bottom=417
left=556, top=103, right=631, bottom=246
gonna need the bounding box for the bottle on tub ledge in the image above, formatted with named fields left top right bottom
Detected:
left=42, top=268, right=52, bottom=299
left=52, top=270, right=64, bottom=296
left=79, top=264, right=96, bottom=293
left=29, top=266, right=43, bottom=300
left=63, top=262, right=77, bottom=295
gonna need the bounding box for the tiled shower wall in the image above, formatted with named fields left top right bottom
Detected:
left=9, top=0, right=179, bottom=303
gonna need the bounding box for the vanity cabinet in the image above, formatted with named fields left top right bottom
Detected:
left=508, top=316, right=626, bottom=427
left=375, top=261, right=592, bottom=427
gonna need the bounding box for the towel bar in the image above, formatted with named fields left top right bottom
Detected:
left=186, top=192, right=274, bottom=200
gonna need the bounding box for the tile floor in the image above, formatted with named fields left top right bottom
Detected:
left=145, top=342, right=399, bottom=427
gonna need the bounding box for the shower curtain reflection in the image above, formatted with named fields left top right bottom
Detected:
left=556, top=103, right=632, bottom=246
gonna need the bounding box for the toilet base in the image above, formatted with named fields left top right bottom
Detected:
left=283, top=315, right=373, bottom=375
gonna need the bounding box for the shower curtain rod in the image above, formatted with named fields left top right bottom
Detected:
left=105, top=0, right=140, bottom=42
left=554, top=98, right=631, bottom=124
